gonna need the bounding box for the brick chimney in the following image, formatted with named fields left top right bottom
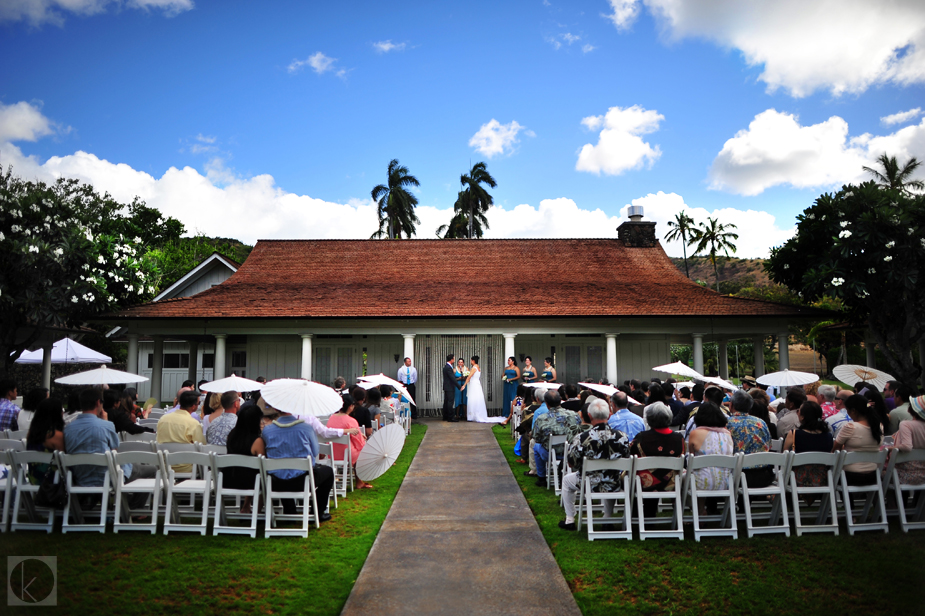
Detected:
left=617, top=206, right=657, bottom=247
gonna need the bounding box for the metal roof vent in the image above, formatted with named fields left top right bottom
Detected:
left=627, top=205, right=644, bottom=222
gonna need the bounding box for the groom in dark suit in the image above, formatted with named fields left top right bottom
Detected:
left=442, top=353, right=460, bottom=422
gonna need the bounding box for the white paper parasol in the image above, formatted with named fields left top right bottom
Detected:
left=355, top=423, right=405, bottom=482
left=652, top=361, right=703, bottom=380
left=16, top=338, right=111, bottom=365
left=260, top=379, right=342, bottom=418
left=578, top=382, right=643, bottom=406
left=524, top=382, right=563, bottom=390
left=55, top=365, right=148, bottom=385
left=701, top=376, right=739, bottom=391
left=200, top=374, right=264, bottom=393
left=832, top=365, right=895, bottom=391
left=757, top=370, right=820, bottom=388
left=358, top=373, right=415, bottom=405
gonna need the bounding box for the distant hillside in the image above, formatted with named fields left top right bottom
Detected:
left=670, top=256, right=772, bottom=291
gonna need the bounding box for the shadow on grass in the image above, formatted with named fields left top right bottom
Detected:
left=0, top=424, right=426, bottom=616
left=491, top=425, right=925, bottom=616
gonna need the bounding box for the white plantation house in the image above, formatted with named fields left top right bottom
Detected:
left=101, top=217, right=822, bottom=412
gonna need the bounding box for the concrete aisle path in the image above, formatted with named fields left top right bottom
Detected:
left=341, top=419, right=581, bottom=616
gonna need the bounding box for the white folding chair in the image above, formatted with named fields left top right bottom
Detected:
left=769, top=439, right=784, bottom=453
left=117, top=441, right=155, bottom=453
left=17, top=410, right=33, bottom=432
left=109, top=451, right=162, bottom=534
left=7, top=430, right=27, bottom=441
left=737, top=452, right=791, bottom=538
left=883, top=449, right=925, bottom=532
left=58, top=451, right=112, bottom=534
left=1, top=450, right=16, bottom=532
left=123, top=432, right=156, bottom=442
left=0, top=439, right=26, bottom=451
left=198, top=444, right=227, bottom=455
left=633, top=456, right=686, bottom=540
left=786, top=452, right=841, bottom=536
left=212, top=454, right=263, bottom=538
left=159, top=450, right=212, bottom=535
left=8, top=450, right=57, bottom=533
left=138, top=419, right=160, bottom=429
left=315, top=442, right=339, bottom=509
left=575, top=457, right=635, bottom=540
left=684, top=453, right=740, bottom=541
left=836, top=450, right=889, bottom=535
left=547, top=434, right=568, bottom=494
left=261, top=457, right=319, bottom=537
left=320, top=435, right=353, bottom=498
left=147, top=410, right=166, bottom=420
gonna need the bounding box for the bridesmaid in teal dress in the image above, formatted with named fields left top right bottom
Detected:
left=501, top=357, right=521, bottom=418
left=521, top=356, right=538, bottom=386
left=454, top=358, right=468, bottom=415
left=541, top=357, right=557, bottom=382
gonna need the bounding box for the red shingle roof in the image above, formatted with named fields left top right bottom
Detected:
left=109, top=239, right=819, bottom=320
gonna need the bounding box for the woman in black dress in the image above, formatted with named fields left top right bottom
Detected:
left=224, top=405, right=267, bottom=514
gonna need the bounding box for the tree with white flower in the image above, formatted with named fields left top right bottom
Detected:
left=767, top=178, right=925, bottom=385
left=0, top=167, right=183, bottom=377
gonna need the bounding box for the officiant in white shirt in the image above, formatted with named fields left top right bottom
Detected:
left=398, top=357, right=418, bottom=419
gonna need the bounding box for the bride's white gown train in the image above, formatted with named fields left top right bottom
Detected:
left=466, top=369, right=506, bottom=423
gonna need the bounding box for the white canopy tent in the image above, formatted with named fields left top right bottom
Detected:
left=15, top=338, right=111, bottom=365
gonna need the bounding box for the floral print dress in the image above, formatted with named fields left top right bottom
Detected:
left=689, top=428, right=734, bottom=490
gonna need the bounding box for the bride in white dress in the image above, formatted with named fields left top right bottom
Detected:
left=461, top=356, right=506, bottom=423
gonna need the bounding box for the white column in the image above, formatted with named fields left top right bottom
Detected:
left=718, top=340, right=729, bottom=380
left=865, top=333, right=876, bottom=368
left=778, top=333, right=790, bottom=371
left=214, top=334, right=227, bottom=380
left=187, top=340, right=199, bottom=384
left=503, top=333, right=517, bottom=364
left=126, top=334, right=139, bottom=374
left=692, top=334, right=704, bottom=375
left=41, top=340, right=53, bottom=389
left=151, top=336, right=164, bottom=405
left=753, top=335, right=765, bottom=377
left=605, top=333, right=618, bottom=385
left=402, top=334, right=415, bottom=365
left=301, top=334, right=313, bottom=380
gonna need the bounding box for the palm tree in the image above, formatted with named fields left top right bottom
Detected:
left=370, top=159, right=421, bottom=239
left=458, top=161, right=496, bottom=239
left=664, top=211, right=697, bottom=278
left=691, top=217, right=739, bottom=292
left=862, top=154, right=924, bottom=194
left=436, top=190, right=490, bottom=238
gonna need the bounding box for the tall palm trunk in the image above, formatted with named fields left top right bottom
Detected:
left=682, top=232, right=690, bottom=278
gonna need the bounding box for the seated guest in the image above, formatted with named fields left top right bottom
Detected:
left=726, top=390, right=773, bottom=488
left=20, top=387, right=49, bottom=428
left=776, top=388, right=808, bottom=435
left=533, top=391, right=580, bottom=487
left=0, top=379, right=21, bottom=431
left=333, top=376, right=348, bottom=395
left=607, top=391, right=645, bottom=442
left=682, top=383, right=705, bottom=422
left=883, top=380, right=899, bottom=411
left=108, top=390, right=153, bottom=435
left=817, top=385, right=838, bottom=418
left=157, top=390, right=206, bottom=473
left=348, top=387, right=373, bottom=437
left=165, top=386, right=195, bottom=413
left=748, top=398, right=778, bottom=439
left=206, top=391, right=241, bottom=446
left=561, top=385, right=582, bottom=412
left=630, top=402, right=684, bottom=518
left=887, top=386, right=915, bottom=436
left=826, top=389, right=854, bottom=436
left=327, top=394, right=372, bottom=489
left=661, top=382, right=685, bottom=425
left=199, top=392, right=223, bottom=432
left=863, top=390, right=891, bottom=438
left=678, top=386, right=692, bottom=405
left=223, top=405, right=267, bottom=514
left=64, top=388, right=156, bottom=503
left=892, top=395, right=925, bottom=485
left=558, top=399, right=630, bottom=531
left=25, top=397, right=66, bottom=483
left=685, top=386, right=726, bottom=435
left=782, top=401, right=834, bottom=488
left=804, top=381, right=821, bottom=404
left=262, top=403, right=335, bottom=520
left=834, top=394, right=884, bottom=486
left=366, top=388, right=384, bottom=428
left=687, top=402, right=734, bottom=512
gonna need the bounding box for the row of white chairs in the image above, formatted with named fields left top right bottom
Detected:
left=547, top=448, right=925, bottom=541
left=0, top=448, right=330, bottom=538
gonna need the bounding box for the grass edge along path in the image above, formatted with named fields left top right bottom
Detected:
left=0, top=423, right=426, bottom=616
left=491, top=425, right=925, bottom=616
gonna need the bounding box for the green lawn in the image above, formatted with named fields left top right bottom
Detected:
left=492, top=425, right=925, bottom=616
left=0, top=424, right=425, bottom=615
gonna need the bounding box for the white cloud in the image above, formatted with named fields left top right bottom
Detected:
left=373, top=40, right=406, bottom=53
left=0, top=0, right=193, bottom=26
left=469, top=119, right=532, bottom=158
left=545, top=36, right=562, bottom=50
left=582, top=44, right=596, bottom=53
left=605, top=0, right=925, bottom=97
left=709, top=109, right=925, bottom=195
left=576, top=105, right=663, bottom=175
left=882, top=108, right=923, bottom=126
left=0, top=101, right=64, bottom=142
left=562, top=32, right=580, bottom=44
left=288, top=51, right=339, bottom=75
left=626, top=191, right=795, bottom=258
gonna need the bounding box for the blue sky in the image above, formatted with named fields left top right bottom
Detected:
left=2, top=0, right=924, bottom=256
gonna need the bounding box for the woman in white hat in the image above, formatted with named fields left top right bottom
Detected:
left=892, top=394, right=925, bottom=485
